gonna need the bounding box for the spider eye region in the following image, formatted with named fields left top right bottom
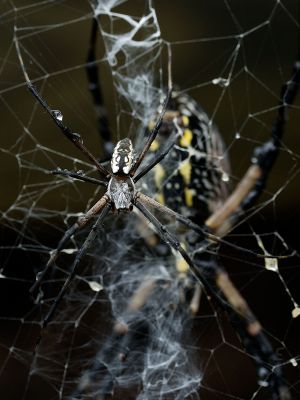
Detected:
left=111, top=138, right=133, bottom=175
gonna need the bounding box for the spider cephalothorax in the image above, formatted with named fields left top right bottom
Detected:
left=107, top=174, right=135, bottom=212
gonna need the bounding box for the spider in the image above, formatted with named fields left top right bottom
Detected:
left=15, top=20, right=300, bottom=400
left=73, top=20, right=300, bottom=400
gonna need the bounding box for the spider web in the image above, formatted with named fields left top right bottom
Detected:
left=0, top=0, right=299, bottom=399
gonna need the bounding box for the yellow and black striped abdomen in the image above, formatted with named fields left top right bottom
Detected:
left=149, top=92, right=230, bottom=225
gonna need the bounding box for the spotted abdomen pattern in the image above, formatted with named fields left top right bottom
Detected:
left=148, top=93, right=230, bottom=224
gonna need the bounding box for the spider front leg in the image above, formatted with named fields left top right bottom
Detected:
left=28, top=83, right=110, bottom=178
left=51, top=168, right=108, bottom=187
left=15, top=38, right=110, bottom=178
left=30, top=194, right=110, bottom=296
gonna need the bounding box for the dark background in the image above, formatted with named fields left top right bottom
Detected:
left=0, top=1, right=299, bottom=399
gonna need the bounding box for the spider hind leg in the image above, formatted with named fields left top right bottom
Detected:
left=42, top=203, right=111, bottom=329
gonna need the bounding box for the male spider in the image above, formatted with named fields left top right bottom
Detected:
left=15, top=25, right=299, bottom=398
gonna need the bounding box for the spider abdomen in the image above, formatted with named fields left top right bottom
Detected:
left=149, top=93, right=230, bottom=222
left=107, top=175, right=135, bottom=211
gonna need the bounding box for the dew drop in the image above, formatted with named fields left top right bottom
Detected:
left=62, top=248, right=77, bottom=255
left=36, top=271, right=43, bottom=281
left=290, top=358, right=298, bottom=366
left=53, top=110, right=63, bottom=121
left=235, top=132, right=241, bottom=139
left=88, top=281, right=103, bottom=292
left=72, top=132, right=83, bottom=143
left=258, top=380, right=269, bottom=388
left=292, top=307, right=300, bottom=319
left=108, top=54, right=117, bottom=66
left=222, top=172, right=230, bottom=182
left=35, top=289, right=44, bottom=304
left=212, top=77, right=229, bottom=87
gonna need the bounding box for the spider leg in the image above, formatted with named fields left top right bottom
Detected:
left=51, top=168, right=108, bottom=187
left=134, top=199, right=208, bottom=288
left=130, top=88, right=172, bottom=176
left=15, top=38, right=110, bottom=178
left=30, top=194, right=110, bottom=295
left=201, top=258, right=289, bottom=400
left=241, top=60, right=300, bottom=210
left=136, top=192, right=205, bottom=236
left=135, top=197, right=255, bottom=318
left=86, top=18, right=114, bottom=157
left=206, top=60, right=300, bottom=236
left=135, top=192, right=267, bottom=258
left=42, top=202, right=111, bottom=328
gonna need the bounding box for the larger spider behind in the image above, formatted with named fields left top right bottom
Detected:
left=15, top=24, right=300, bottom=399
